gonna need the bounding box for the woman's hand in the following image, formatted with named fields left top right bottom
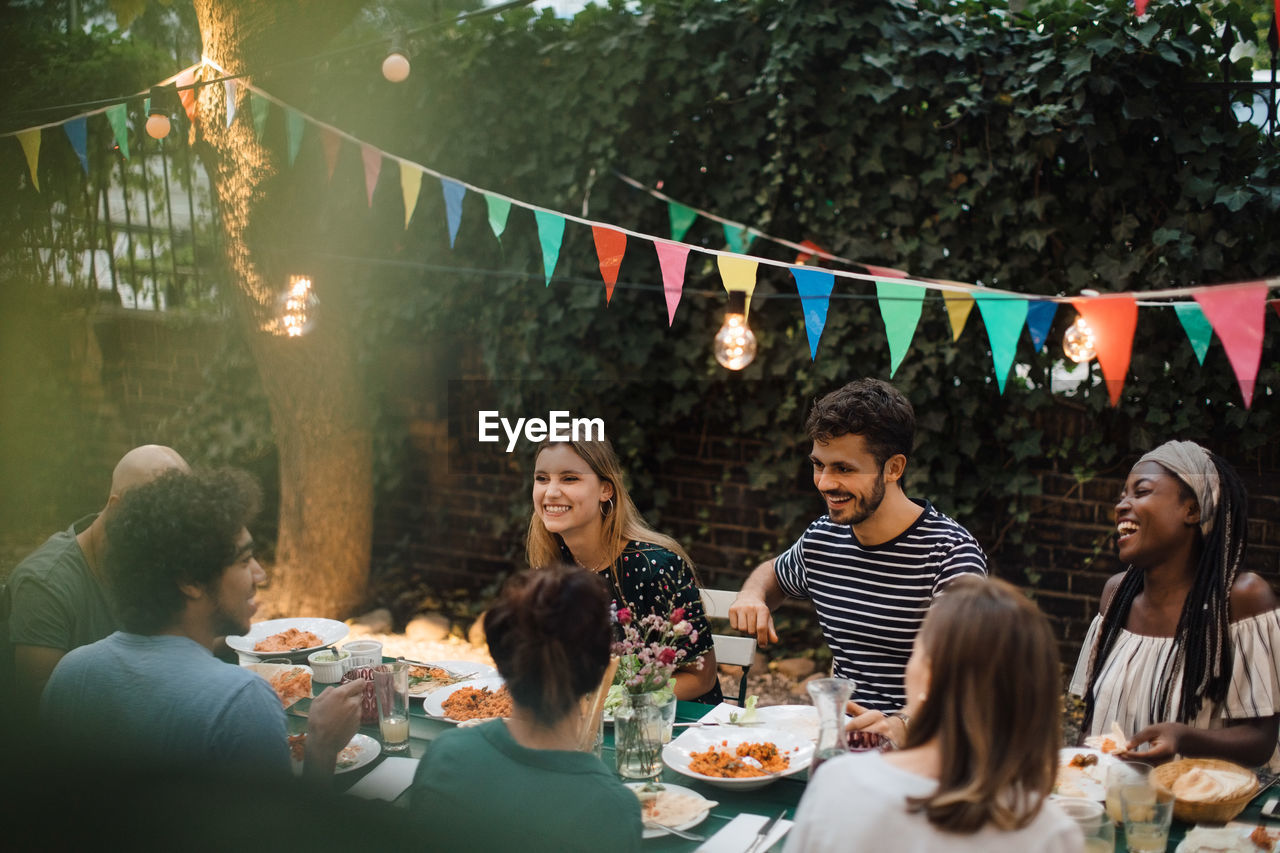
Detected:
left=845, top=700, right=908, bottom=745
left=1118, top=722, right=1188, bottom=763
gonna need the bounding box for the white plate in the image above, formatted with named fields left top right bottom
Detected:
left=1054, top=748, right=1116, bottom=800
left=226, top=617, right=349, bottom=657
left=406, top=660, right=498, bottom=697
left=662, top=726, right=813, bottom=791
left=421, top=676, right=508, bottom=722
left=243, top=663, right=314, bottom=708
left=290, top=732, right=380, bottom=776
left=626, top=783, right=715, bottom=839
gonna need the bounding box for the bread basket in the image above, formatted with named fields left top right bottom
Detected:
left=1150, top=758, right=1259, bottom=823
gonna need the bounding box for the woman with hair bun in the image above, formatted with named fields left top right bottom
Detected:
left=526, top=436, right=720, bottom=703
left=787, top=577, right=1080, bottom=852
left=1071, top=440, right=1280, bottom=767
left=409, top=565, right=641, bottom=851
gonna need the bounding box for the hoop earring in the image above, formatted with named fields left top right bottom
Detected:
left=601, top=498, right=615, bottom=517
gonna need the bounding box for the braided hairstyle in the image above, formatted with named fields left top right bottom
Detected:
left=1082, top=453, right=1249, bottom=732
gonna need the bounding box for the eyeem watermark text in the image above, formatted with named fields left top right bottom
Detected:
left=478, top=410, right=605, bottom=452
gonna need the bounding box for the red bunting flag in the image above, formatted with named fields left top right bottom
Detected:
left=591, top=227, right=627, bottom=304
left=1135, top=0, right=1148, bottom=15
left=1195, top=284, right=1268, bottom=408
left=1072, top=296, right=1138, bottom=407
left=863, top=264, right=908, bottom=279
left=321, top=128, right=342, bottom=182
left=361, top=144, right=381, bottom=207
left=175, top=67, right=198, bottom=123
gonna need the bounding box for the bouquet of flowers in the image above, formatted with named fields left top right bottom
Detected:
left=610, top=604, right=702, bottom=696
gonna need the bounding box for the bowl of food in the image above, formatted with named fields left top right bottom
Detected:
left=1152, top=758, right=1259, bottom=824
left=662, top=726, right=813, bottom=791
left=307, top=648, right=351, bottom=683
left=244, top=663, right=314, bottom=708
left=422, top=676, right=512, bottom=723
left=226, top=617, right=348, bottom=661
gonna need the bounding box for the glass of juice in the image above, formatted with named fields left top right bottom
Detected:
left=374, top=662, right=411, bottom=753
left=1121, top=783, right=1174, bottom=853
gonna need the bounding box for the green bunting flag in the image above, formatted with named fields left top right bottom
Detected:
left=876, top=280, right=925, bottom=377
left=250, top=92, right=270, bottom=141
left=1173, top=303, right=1213, bottom=366
left=285, top=109, right=304, bottom=165
left=485, top=194, right=512, bottom=241
left=723, top=223, right=754, bottom=254
left=534, top=210, right=565, bottom=286
left=668, top=202, right=697, bottom=242
left=974, top=294, right=1029, bottom=394
left=105, top=104, right=130, bottom=160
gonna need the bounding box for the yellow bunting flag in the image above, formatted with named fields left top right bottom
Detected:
left=17, top=129, right=41, bottom=191
left=941, top=290, right=975, bottom=341
left=716, top=255, right=758, bottom=317
left=400, top=162, right=422, bottom=229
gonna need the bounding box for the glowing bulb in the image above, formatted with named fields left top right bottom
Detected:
left=266, top=275, right=318, bottom=337
left=382, top=51, right=410, bottom=83
left=145, top=113, right=171, bottom=140
left=1063, top=316, right=1096, bottom=363
left=714, top=291, right=757, bottom=370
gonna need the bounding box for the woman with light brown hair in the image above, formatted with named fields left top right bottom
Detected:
left=786, top=576, right=1081, bottom=852
left=526, top=436, right=720, bottom=703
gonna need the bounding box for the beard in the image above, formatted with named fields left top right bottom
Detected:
left=828, top=472, right=887, bottom=526
left=210, top=598, right=250, bottom=639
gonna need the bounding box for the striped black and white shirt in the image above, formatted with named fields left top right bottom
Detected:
left=774, top=500, right=987, bottom=712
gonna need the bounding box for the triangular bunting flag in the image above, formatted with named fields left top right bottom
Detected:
left=105, top=104, right=129, bottom=159
left=864, top=264, right=908, bottom=278
left=1173, top=303, right=1213, bottom=366
left=942, top=290, right=975, bottom=341
left=534, top=210, right=565, bottom=286
left=224, top=80, right=238, bottom=127
left=440, top=178, right=466, bottom=249
left=63, top=118, right=88, bottom=174
left=591, top=227, right=627, bottom=304
left=1135, top=0, right=1148, bottom=15
left=285, top=109, right=304, bottom=165
left=1195, top=284, right=1268, bottom=408
left=17, top=129, right=40, bottom=191
left=668, top=202, right=697, bottom=242
left=320, top=128, right=342, bottom=181
left=716, top=256, right=758, bottom=316
left=175, top=67, right=198, bottom=123
left=1072, top=296, right=1138, bottom=407
left=485, top=194, right=512, bottom=241
left=654, top=241, right=690, bottom=326
left=250, top=92, right=270, bottom=141
left=1025, top=301, right=1058, bottom=353
left=974, top=294, right=1030, bottom=394
left=360, top=144, right=381, bottom=206
left=400, top=162, right=422, bottom=229
left=791, top=267, right=835, bottom=360
left=723, top=223, right=753, bottom=254
left=876, top=280, right=925, bottom=377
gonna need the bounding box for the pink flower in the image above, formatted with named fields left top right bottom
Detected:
left=657, top=647, right=678, bottom=665
left=674, top=620, right=692, bottom=637
left=670, top=607, right=685, bottom=624
left=617, top=607, right=632, bottom=625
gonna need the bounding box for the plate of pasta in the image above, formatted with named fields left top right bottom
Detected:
left=421, top=676, right=512, bottom=723
left=226, top=617, right=348, bottom=658
left=662, top=726, right=812, bottom=790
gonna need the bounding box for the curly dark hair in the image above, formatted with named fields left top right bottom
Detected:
left=804, top=378, right=915, bottom=468
left=484, top=565, right=612, bottom=727
left=104, top=468, right=262, bottom=635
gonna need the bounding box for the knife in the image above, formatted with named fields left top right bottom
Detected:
left=744, top=809, right=788, bottom=853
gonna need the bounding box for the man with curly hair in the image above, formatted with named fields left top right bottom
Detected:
left=7, top=445, right=189, bottom=718
left=40, top=468, right=364, bottom=777
left=729, top=379, right=987, bottom=740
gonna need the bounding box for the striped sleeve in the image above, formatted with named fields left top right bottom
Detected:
left=773, top=528, right=812, bottom=601
left=928, top=534, right=988, bottom=596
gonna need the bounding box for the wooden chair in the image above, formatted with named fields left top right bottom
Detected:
left=700, top=588, right=758, bottom=706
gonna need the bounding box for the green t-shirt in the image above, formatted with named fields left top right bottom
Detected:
left=7, top=516, right=116, bottom=652
left=409, top=720, right=642, bottom=852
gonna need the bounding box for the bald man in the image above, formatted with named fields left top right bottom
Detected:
left=8, top=445, right=189, bottom=715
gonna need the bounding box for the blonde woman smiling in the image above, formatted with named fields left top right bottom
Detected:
left=526, top=437, right=720, bottom=703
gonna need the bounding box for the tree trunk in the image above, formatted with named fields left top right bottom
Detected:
left=192, top=0, right=371, bottom=618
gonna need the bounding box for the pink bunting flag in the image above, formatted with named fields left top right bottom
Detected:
left=863, top=264, right=908, bottom=279
left=361, top=144, right=381, bottom=207
left=175, top=67, right=198, bottom=123
left=1195, top=284, right=1269, bottom=408
left=1072, top=296, right=1138, bottom=407
left=1135, top=0, right=1149, bottom=15
left=654, top=241, right=690, bottom=326
left=591, top=227, right=627, bottom=304
left=321, top=129, right=342, bottom=182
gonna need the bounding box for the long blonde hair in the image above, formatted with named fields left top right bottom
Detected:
left=901, top=576, right=1060, bottom=833
left=525, top=437, right=693, bottom=578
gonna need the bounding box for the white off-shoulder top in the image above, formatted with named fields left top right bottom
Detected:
left=1069, top=609, right=1280, bottom=770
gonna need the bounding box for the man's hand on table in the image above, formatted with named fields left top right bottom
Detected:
left=303, top=679, right=366, bottom=778
left=845, top=701, right=908, bottom=745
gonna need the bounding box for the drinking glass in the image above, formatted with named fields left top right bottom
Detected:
left=1057, top=797, right=1115, bottom=853
left=1105, top=760, right=1152, bottom=824
left=373, top=662, right=410, bottom=753
left=1121, top=784, right=1174, bottom=853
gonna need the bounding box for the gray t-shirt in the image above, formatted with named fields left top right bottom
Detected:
left=41, top=632, right=289, bottom=775
left=8, top=516, right=116, bottom=652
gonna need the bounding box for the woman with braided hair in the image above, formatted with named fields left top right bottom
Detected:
left=1069, top=440, right=1280, bottom=768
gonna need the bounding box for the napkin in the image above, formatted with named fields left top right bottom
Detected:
left=344, top=756, right=420, bottom=801
left=695, top=813, right=793, bottom=853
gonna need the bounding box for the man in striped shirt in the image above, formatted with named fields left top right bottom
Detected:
left=729, top=379, right=986, bottom=739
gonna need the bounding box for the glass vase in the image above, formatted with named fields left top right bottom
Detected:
left=615, top=692, right=666, bottom=785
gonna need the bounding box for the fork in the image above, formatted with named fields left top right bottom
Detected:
left=643, top=822, right=705, bottom=842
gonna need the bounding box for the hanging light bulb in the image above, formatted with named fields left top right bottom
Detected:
left=145, top=83, right=178, bottom=140
left=382, top=43, right=411, bottom=82
left=714, top=290, right=757, bottom=370
left=1063, top=315, right=1096, bottom=363
left=266, top=275, right=319, bottom=337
